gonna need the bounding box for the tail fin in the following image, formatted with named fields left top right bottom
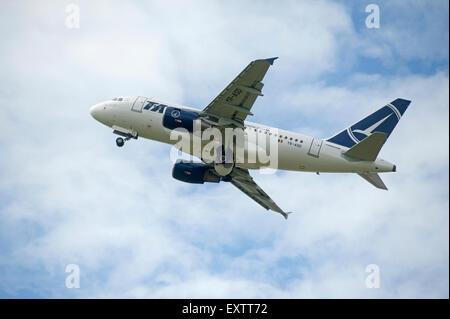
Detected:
left=327, top=98, right=410, bottom=148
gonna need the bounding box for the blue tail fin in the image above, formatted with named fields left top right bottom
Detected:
left=327, top=98, right=410, bottom=148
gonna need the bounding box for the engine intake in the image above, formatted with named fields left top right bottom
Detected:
left=172, top=160, right=221, bottom=184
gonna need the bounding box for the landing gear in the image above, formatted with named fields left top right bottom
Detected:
left=116, top=137, right=125, bottom=147
left=113, top=126, right=138, bottom=148
left=115, top=135, right=134, bottom=147
left=213, top=145, right=234, bottom=176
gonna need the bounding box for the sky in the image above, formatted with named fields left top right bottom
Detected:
left=0, top=0, right=448, bottom=298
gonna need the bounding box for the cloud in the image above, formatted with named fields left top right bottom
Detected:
left=0, top=0, right=448, bottom=298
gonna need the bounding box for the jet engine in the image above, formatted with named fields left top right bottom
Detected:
left=172, top=160, right=221, bottom=184
left=163, top=107, right=199, bottom=132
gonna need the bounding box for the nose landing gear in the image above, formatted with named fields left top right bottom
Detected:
left=115, top=136, right=133, bottom=147
left=112, top=126, right=138, bottom=148
left=116, top=137, right=125, bottom=147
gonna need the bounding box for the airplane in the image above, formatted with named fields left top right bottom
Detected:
left=90, top=57, right=410, bottom=219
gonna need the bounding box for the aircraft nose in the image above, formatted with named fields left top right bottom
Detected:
left=90, top=103, right=101, bottom=120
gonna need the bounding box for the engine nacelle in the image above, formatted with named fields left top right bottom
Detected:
left=163, top=107, right=199, bottom=133
left=172, top=160, right=220, bottom=184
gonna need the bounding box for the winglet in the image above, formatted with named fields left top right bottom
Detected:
left=265, top=57, right=279, bottom=65
left=281, top=211, right=293, bottom=220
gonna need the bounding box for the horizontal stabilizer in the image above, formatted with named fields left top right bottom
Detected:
left=358, top=172, right=388, bottom=190
left=344, top=132, right=387, bottom=161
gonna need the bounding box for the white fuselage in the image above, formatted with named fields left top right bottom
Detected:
left=90, top=96, right=395, bottom=174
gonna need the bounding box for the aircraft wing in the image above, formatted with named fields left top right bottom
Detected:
left=200, top=57, right=278, bottom=128
left=230, top=167, right=291, bottom=219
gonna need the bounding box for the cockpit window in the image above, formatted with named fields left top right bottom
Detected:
left=112, top=97, right=123, bottom=101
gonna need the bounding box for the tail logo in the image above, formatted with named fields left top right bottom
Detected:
left=326, top=99, right=409, bottom=148
left=348, top=113, right=392, bottom=143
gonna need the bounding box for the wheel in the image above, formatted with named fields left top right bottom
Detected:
left=116, top=137, right=124, bottom=147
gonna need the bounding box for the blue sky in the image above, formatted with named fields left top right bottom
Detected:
left=0, top=0, right=448, bottom=298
